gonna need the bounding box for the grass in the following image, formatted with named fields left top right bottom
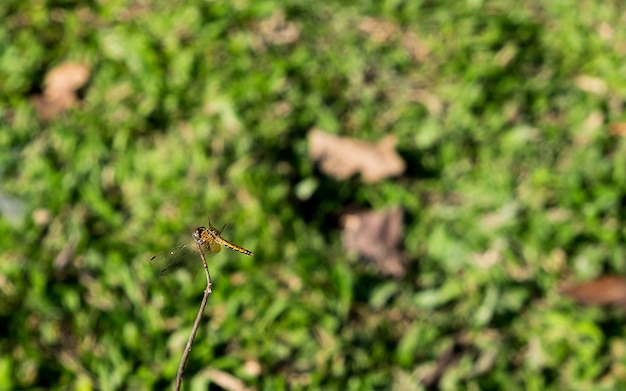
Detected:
left=2, top=0, right=626, bottom=390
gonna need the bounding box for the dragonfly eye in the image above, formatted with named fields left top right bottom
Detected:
left=193, top=227, right=206, bottom=242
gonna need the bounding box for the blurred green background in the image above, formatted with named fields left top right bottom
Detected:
left=2, top=0, right=626, bottom=390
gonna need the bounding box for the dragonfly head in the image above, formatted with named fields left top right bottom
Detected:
left=193, top=227, right=206, bottom=244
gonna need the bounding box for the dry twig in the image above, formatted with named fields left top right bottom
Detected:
left=174, top=242, right=213, bottom=391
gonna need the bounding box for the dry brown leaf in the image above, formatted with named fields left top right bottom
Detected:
left=574, top=75, right=607, bottom=96
left=610, top=123, right=626, bottom=136
left=256, top=10, right=300, bottom=46
left=560, top=275, right=626, bottom=308
left=54, top=233, right=79, bottom=271
left=359, top=17, right=428, bottom=62
left=31, top=62, right=90, bottom=120
left=341, top=207, right=407, bottom=278
left=401, top=30, right=428, bottom=62
left=574, top=110, right=604, bottom=146
left=200, top=367, right=253, bottom=391
left=597, top=22, right=614, bottom=40
left=410, top=89, right=442, bottom=117
left=308, top=128, right=405, bottom=183
left=358, top=17, right=399, bottom=44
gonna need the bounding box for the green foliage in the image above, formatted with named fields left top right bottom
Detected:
left=2, top=0, right=626, bottom=389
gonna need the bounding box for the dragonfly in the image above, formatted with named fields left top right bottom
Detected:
left=150, top=218, right=254, bottom=276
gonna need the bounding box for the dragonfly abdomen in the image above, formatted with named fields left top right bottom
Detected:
left=216, top=238, right=254, bottom=256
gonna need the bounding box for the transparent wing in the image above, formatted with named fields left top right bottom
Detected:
left=149, top=241, right=217, bottom=276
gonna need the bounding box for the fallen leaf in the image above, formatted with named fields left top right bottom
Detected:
left=359, top=17, right=399, bottom=44
left=31, top=62, right=90, bottom=120
left=200, top=367, right=253, bottom=391
left=341, top=207, right=407, bottom=278
left=597, top=22, right=614, bottom=40
left=254, top=10, right=300, bottom=48
left=359, top=17, right=428, bottom=62
left=610, top=123, right=626, bottom=136
left=54, top=233, right=79, bottom=271
left=560, top=275, right=626, bottom=308
left=574, top=110, right=604, bottom=146
left=574, top=75, right=607, bottom=96
left=410, top=89, right=442, bottom=117
left=308, top=128, right=405, bottom=183
left=401, top=30, right=428, bottom=62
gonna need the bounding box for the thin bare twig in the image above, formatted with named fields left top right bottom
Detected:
left=174, top=241, right=213, bottom=391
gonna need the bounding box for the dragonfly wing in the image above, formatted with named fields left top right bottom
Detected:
left=149, top=241, right=218, bottom=276
left=149, top=243, right=197, bottom=276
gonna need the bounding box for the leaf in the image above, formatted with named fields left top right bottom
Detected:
left=341, top=207, right=408, bottom=278
left=31, top=62, right=90, bottom=121
left=560, top=275, right=626, bottom=308
left=257, top=10, right=300, bottom=45
left=308, top=128, right=405, bottom=183
left=610, top=122, right=626, bottom=136
left=574, top=75, right=607, bottom=96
